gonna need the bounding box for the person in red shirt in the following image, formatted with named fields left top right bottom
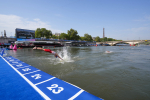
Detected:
left=33, top=46, right=63, bottom=60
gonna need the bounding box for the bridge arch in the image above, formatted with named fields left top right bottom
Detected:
left=113, top=42, right=129, bottom=46
left=96, top=40, right=143, bottom=46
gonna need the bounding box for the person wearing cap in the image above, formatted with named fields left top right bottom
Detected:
left=33, top=46, right=63, bottom=60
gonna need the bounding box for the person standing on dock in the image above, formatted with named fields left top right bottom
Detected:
left=33, top=47, right=63, bottom=60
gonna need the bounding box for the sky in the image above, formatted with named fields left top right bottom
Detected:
left=0, top=0, right=150, bottom=40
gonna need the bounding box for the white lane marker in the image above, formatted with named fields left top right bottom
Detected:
left=23, top=70, right=41, bottom=75
left=68, top=90, right=84, bottom=100
left=35, top=77, right=56, bottom=86
left=16, top=65, right=31, bottom=69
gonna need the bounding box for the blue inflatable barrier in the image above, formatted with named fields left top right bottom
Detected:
left=1, top=55, right=103, bottom=100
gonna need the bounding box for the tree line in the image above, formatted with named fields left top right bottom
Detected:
left=35, top=28, right=121, bottom=42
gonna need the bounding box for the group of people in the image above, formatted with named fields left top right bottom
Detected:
left=33, top=47, right=63, bottom=60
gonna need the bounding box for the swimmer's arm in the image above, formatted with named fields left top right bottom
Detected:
left=35, top=47, right=44, bottom=50
left=55, top=54, right=63, bottom=60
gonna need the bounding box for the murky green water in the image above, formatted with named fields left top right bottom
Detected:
left=7, top=46, right=150, bottom=100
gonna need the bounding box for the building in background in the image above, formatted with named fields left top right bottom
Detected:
left=92, top=37, right=96, bottom=40
left=53, top=33, right=61, bottom=36
left=16, top=28, right=35, bottom=41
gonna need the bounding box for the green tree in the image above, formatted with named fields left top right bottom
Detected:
left=45, top=30, right=52, bottom=39
left=41, top=28, right=46, bottom=37
left=35, top=28, right=41, bottom=38
left=94, top=36, right=101, bottom=42
left=52, top=35, right=59, bottom=39
left=107, top=38, right=113, bottom=41
left=104, top=37, right=107, bottom=41
left=35, top=28, right=52, bottom=38
left=84, top=33, right=93, bottom=41
left=80, top=36, right=85, bottom=41
left=67, top=28, right=80, bottom=40
left=59, top=33, right=69, bottom=40
left=100, top=38, right=104, bottom=42
left=100, top=37, right=122, bottom=41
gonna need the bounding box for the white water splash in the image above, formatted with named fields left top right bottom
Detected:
left=57, top=47, right=74, bottom=63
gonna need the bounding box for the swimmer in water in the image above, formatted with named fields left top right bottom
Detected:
left=33, top=47, right=63, bottom=60
left=106, top=51, right=110, bottom=53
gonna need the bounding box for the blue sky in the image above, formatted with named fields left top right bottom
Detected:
left=0, top=0, right=150, bottom=40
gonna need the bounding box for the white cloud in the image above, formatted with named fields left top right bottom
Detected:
left=0, top=14, right=63, bottom=36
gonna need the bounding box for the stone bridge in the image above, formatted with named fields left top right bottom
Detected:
left=96, top=40, right=149, bottom=46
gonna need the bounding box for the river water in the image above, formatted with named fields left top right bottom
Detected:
left=6, top=45, right=150, bottom=100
